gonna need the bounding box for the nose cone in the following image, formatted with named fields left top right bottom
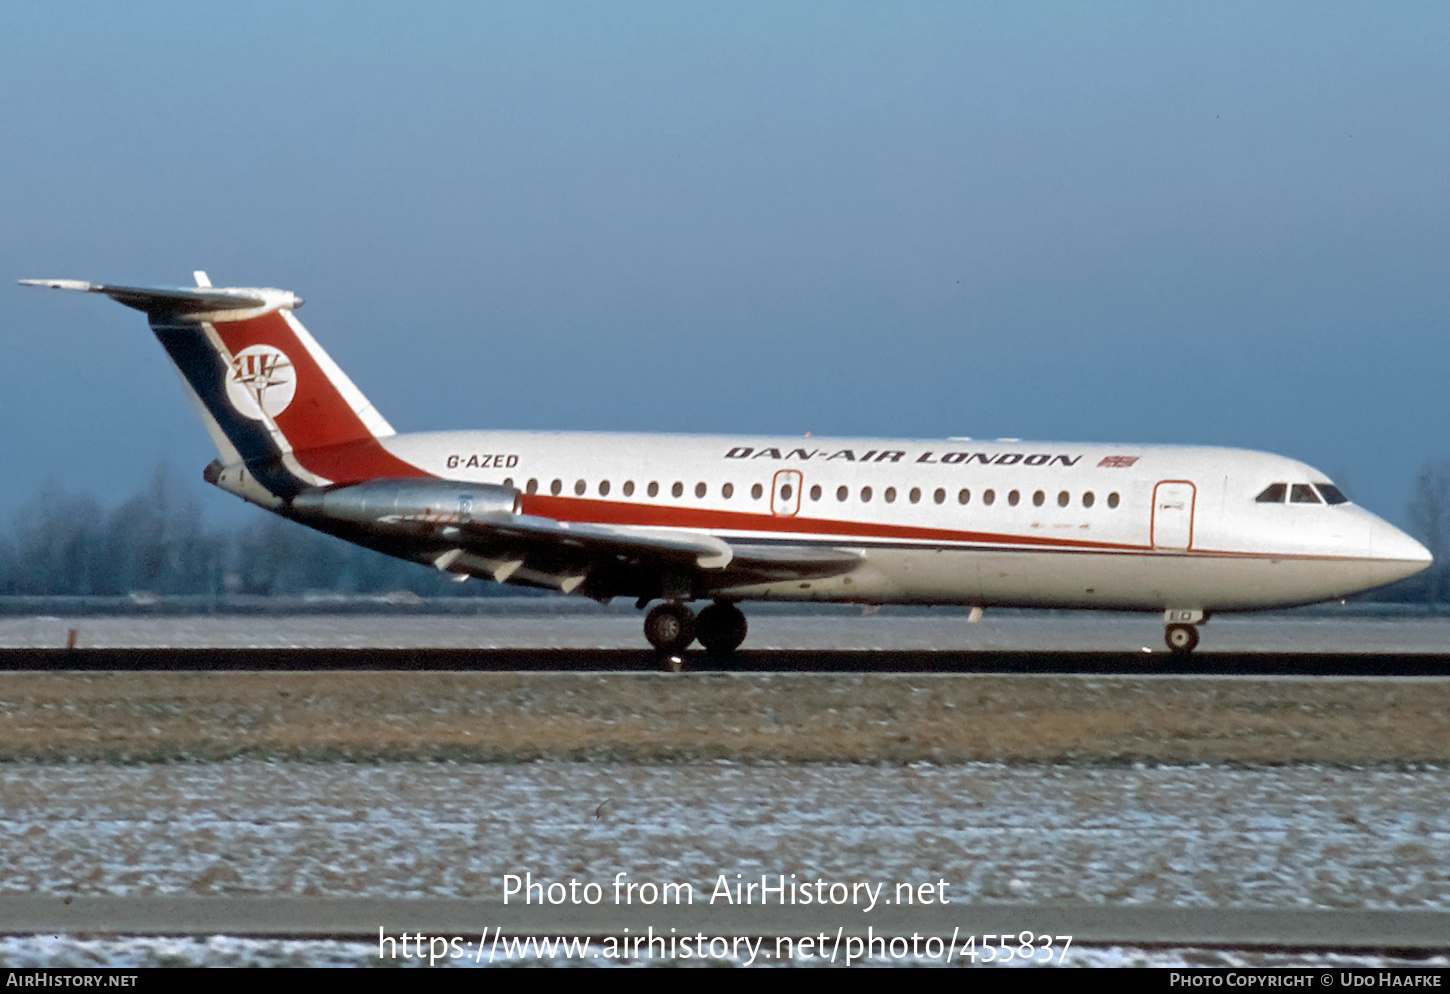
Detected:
left=1367, top=517, right=1433, bottom=585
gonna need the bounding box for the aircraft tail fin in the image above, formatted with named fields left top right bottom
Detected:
left=22, top=275, right=427, bottom=504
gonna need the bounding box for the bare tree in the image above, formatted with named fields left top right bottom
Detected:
left=0, top=466, right=510, bottom=599
left=1407, top=461, right=1450, bottom=603
left=1, top=483, right=107, bottom=595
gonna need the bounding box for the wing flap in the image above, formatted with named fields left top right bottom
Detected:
left=464, top=512, right=735, bottom=569
left=448, top=516, right=863, bottom=586
left=724, top=544, right=863, bottom=581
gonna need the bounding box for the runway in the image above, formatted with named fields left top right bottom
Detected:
left=5, top=895, right=1448, bottom=950
left=5, top=646, right=1450, bottom=675
left=2, top=608, right=1449, bottom=674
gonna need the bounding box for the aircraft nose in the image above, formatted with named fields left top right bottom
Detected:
left=1367, top=517, right=1433, bottom=583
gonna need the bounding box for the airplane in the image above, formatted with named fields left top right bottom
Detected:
left=22, top=274, right=1433, bottom=656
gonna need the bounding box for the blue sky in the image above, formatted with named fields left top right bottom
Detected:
left=4, top=2, right=1449, bottom=526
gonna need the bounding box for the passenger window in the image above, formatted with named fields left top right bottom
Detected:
left=1008, top=490, right=1020, bottom=506
left=861, top=486, right=873, bottom=502
left=527, top=478, right=539, bottom=495
left=983, top=489, right=995, bottom=506
left=810, top=484, right=822, bottom=501
left=934, top=488, right=946, bottom=504
left=503, top=478, right=514, bottom=489
left=1032, top=490, right=1045, bottom=507
left=1082, top=491, right=1095, bottom=508
left=909, top=487, right=921, bottom=504
left=1107, top=492, right=1120, bottom=508
left=575, top=479, right=587, bottom=496
left=598, top=480, right=610, bottom=497
left=722, top=483, right=733, bottom=499
left=1290, top=484, right=1321, bottom=504
left=1057, top=490, right=1069, bottom=507
left=672, top=482, right=684, bottom=498
left=1256, top=483, right=1287, bottom=503
left=958, top=488, right=970, bottom=505
left=837, top=485, right=849, bottom=502
left=550, top=479, right=562, bottom=496
left=695, top=482, right=707, bottom=498
left=1315, top=483, right=1349, bottom=505
left=623, top=481, right=635, bottom=497
left=648, top=481, right=659, bottom=497
left=884, top=487, right=896, bottom=503
left=751, top=483, right=763, bottom=500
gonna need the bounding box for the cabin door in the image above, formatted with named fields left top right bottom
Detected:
left=1152, top=481, right=1196, bottom=550
left=772, top=469, right=803, bottom=516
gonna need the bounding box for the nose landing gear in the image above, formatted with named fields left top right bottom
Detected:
left=1163, top=609, right=1205, bottom=655
left=1165, top=623, right=1200, bottom=654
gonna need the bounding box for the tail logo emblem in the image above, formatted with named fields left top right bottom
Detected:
left=226, top=345, right=296, bottom=420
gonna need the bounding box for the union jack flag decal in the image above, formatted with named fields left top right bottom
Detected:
left=1097, top=455, right=1138, bottom=468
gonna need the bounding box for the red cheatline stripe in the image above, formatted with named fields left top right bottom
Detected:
left=519, top=493, right=1146, bottom=551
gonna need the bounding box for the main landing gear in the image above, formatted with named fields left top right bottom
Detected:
left=642, top=601, right=748, bottom=654
left=643, top=602, right=695, bottom=653
left=696, top=602, right=749, bottom=654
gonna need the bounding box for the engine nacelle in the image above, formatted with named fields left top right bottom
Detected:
left=290, top=479, right=520, bottom=531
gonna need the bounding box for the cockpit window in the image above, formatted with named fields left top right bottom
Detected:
left=1255, top=483, right=1287, bottom=503
left=1315, top=483, right=1349, bottom=505
left=1290, top=484, right=1321, bottom=504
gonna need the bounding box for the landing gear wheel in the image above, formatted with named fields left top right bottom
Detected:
left=695, top=602, right=748, bottom=654
left=644, top=602, right=696, bottom=653
left=1165, top=623, right=1199, bottom=655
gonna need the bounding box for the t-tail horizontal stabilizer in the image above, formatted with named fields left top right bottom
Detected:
left=19, top=278, right=302, bottom=315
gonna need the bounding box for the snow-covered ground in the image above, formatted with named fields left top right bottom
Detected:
left=2, top=759, right=1445, bottom=967
left=0, top=934, right=1445, bottom=968
left=2, top=760, right=1445, bottom=907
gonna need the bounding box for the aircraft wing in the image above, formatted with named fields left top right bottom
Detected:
left=288, top=477, right=863, bottom=597
left=439, top=514, right=863, bottom=594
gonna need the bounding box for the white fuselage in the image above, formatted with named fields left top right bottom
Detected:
left=29, top=274, right=1432, bottom=653
left=375, top=429, right=1430, bottom=613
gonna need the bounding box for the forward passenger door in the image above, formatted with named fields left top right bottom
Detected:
left=1152, top=480, right=1196, bottom=550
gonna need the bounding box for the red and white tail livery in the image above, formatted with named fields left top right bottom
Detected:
left=23, top=274, right=1432, bottom=655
